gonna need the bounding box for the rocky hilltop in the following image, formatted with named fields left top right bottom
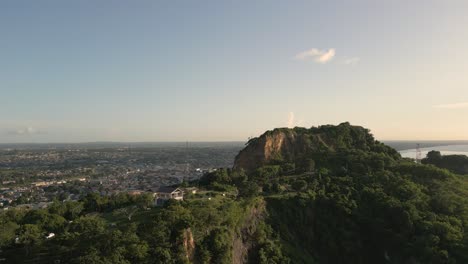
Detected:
left=4, top=123, right=468, bottom=264
left=233, top=122, right=398, bottom=173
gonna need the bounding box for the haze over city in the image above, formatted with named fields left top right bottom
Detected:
left=2, top=0, right=468, bottom=142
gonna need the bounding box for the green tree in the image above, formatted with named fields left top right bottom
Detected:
left=18, top=224, right=42, bottom=255
left=0, top=221, right=19, bottom=247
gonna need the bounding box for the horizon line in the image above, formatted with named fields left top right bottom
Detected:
left=2, top=139, right=468, bottom=145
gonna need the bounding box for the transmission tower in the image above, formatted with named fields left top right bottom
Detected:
left=415, top=143, right=422, bottom=163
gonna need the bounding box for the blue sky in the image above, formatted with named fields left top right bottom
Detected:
left=2, top=0, right=468, bottom=142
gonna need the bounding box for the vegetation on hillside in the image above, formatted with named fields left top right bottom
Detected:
left=2, top=123, right=468, bottom=263
left=422, top=150, right=468, bottom=175
left=0, top=191, right=282, bottom=263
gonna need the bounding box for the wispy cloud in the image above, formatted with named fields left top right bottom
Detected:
left=294, top=48, right=336, bottom=64
left=433, top=102, right=468, bottom=109
left=342, top=57, right=360, bottom=65
left=6, top=127, right=45, bottom=136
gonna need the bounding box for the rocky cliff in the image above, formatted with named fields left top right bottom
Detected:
left=233, top=122, right=398, bottom=173
left=232, top=199, right=266, bottom=264
left=233, top=128, right=309, bottom=173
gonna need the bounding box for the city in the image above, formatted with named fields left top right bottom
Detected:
left=0, top=143, right=243, bottom=210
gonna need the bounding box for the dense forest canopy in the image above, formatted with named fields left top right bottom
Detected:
left=1, top=123, right=468, bottom=264
left=422, top=150, right=468, bottom=175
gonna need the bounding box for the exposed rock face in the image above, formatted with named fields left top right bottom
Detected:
left=233, top=123, right=397, bottom=174
left=233, top=128, right=309, bottom=174
left=182, top=228, right=195, bottom=262
left=232, top=199, right=266, bottom=264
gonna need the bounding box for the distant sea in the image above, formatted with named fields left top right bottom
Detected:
left=382, top=140, right=468, bottom=159
left=397, top=144, right=468, bottom=159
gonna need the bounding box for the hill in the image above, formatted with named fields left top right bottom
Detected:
left=2, top=123, right=468, bottom=263
left=234, top=122, right=399, bottom=173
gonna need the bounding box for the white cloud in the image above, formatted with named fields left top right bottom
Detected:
left=287, top=112, right=295, bottom=128
left=433, top=102, right=468, bottom=109
left=294, top=48, right=336, bottom=64
left=342, top=57, right=360, bottom=65
left=6, top=127, right=44, bottom=136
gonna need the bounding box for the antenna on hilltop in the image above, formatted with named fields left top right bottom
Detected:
left=415, top=143, right=422, bottom=163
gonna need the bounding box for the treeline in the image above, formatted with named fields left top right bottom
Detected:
left=265, top=158, right=468, bottom=263
left=422, top=150, right=468, bottom=175
left=202, top=124, right=468, bottom=263
left=0, top=192, right=152, bottom=263
left=0, top=190, right=287, bottom=264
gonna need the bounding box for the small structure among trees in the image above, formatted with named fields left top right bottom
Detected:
left=153, top=187, right=184, bottom=205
